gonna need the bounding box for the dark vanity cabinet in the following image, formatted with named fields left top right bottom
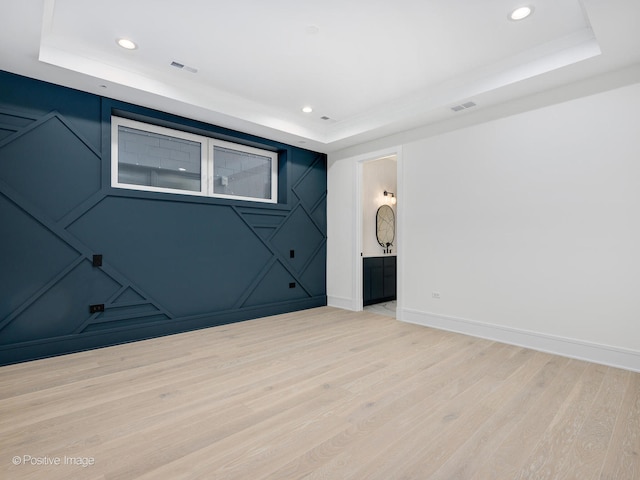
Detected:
left=363, top=256, right=397, bottom=306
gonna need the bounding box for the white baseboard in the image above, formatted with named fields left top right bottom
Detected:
left=399, top=308, right=640, bottom=373
left=327, top=295, right=360, bottom=311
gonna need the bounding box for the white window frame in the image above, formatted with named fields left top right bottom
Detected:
left=111, top=117, right=208, bottom=197
left=111, top=116, right=278, bottom=204
left=208, top=138, right=278, bottom=203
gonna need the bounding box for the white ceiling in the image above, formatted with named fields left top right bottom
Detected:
left=2, top=0, right=640, bottom=152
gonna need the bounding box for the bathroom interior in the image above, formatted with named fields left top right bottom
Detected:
left=362, top=156, right=397, bottom=317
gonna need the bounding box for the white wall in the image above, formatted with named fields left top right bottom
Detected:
left=326, top=152, right=358, bottom=310
left=362, top=157, right=397, bottom=257
left=327, top=81, right=640, bottom=371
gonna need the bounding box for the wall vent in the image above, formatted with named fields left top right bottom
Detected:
left=450, top=101, right=477, bottom=112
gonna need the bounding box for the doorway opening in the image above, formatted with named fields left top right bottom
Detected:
left=354, top=148, right=402, bottom=318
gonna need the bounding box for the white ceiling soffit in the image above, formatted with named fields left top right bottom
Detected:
left=2, top=0, right=640, bottom=152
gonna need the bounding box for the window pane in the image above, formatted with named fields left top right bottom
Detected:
left=213, top=145, right=272, bottom=200
left=118, top=126, right=201, bottom=192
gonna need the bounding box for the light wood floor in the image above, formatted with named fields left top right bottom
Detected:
left=1, top=307, right=638, bottom=480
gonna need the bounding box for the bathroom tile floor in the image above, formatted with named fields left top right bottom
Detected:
left=363, top=300, right=396, bottom=318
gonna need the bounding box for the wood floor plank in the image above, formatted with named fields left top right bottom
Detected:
left=339, top=346, right=543, bottom=480
left=268, top=341, right=510, bottom=480
left=384, top=351, right=562, bottom=480
left=515, top=362, right=607, bottom=480
left=1, top=306, right=638, bottom=480
left=463, top=359, right=589, bottom=480
left=599, top=370, right=640, bottom=480
left=552, top=365, right=631, bottom=480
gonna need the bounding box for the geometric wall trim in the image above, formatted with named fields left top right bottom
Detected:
left=0, top=113, right=101, bottom=222
left=112, top=286, right=146, bottom=304
left=0, top=259, right=121, bottom=345
left=67, top=196, right=276, bottom=316
left=0, top=108, right=37, bottom=142
left=241, top=260, right=309, bottom=308
left=271, top=205, right=325, bottom=276
left=0, top=70, right=326, bottom=365
left=293, top=153, right=327, bottom=211
left=0, top=193, right=79, bottom=324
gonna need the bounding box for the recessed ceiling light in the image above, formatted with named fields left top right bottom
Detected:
left=509, top=6, right=534, bottom=21
left=117, top=38, right=137, bottom=50
left=302, top=106, right=313, bottom=113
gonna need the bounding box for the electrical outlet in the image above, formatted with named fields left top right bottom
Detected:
left=432, top=291, right=441, bottom=299
left=89, top=304, right=105, bottom=314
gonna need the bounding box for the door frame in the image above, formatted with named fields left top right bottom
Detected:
left=352, top=146, right=403, bottom=314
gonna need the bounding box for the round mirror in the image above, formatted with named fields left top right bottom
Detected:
left=376, top=205, right=395, bottom=247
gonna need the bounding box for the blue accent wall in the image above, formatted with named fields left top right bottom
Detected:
left=0, top=70, right=327, bottom=365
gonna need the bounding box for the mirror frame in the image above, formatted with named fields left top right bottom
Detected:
left=376, top=204, right=395, bottom=248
